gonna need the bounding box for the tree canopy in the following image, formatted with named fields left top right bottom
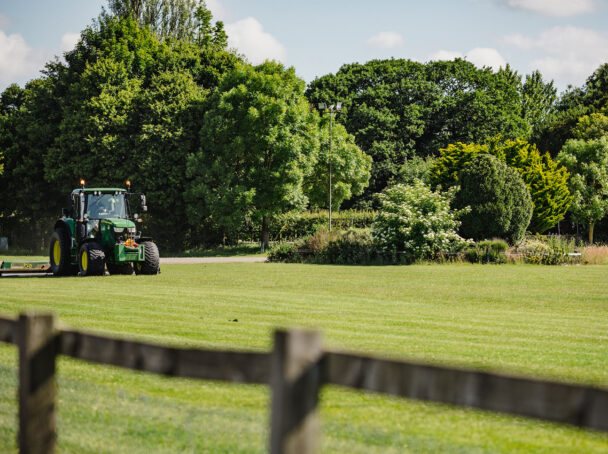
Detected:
left=454, top=153, right=532, bottom=243
left=185, top=61, right=320, bottom=248
left=557, top=137, right=608, bottom=244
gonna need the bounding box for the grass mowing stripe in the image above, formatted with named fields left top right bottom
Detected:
left=0, top=263, right=607, bottom=452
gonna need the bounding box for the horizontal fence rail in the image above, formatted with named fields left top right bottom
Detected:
left=0, top=313, right=607, bottom=454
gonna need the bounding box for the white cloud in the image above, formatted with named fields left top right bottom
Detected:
left=466, top=47, right=507, bottom=70
left=0, top=29, right=45, bottom=89
left=429, top=47, right=506, bottom=71
left=504, top=26, right=608, bottom=86
left=60, top=33, right=80, bottom=52
left=366, top=31, right=404, bottom=49
left=225, top=17, right=286, bottom=64
left=205, top=0, right=229, bottom=21
left=502, top=0, right=595, bottom=16
left=429, top=50, right=464, bottom=61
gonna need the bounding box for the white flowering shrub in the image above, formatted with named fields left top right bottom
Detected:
left=371, top=180, right=470, bottom=261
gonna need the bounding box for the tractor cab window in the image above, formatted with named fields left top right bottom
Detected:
left=85, top=193, right=127, bottom=219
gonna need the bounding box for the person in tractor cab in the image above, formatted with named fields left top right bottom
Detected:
left=87, top=194, right=125, bottom=219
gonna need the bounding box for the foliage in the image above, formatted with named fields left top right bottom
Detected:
left=317, top=229, right=379, bottom=264
left=303, top=115, right=371, bottom=210
left=267, top=242, right=300, bottom=263
left=371, top=181, right=469, bottom=262
left=267, top=229, right=383, bottom=265
left=454, top=154, right=532, bottom=243
left=520, top=70, right=557, bottom=139
left=514, top=235, right=578, bottom=265
left=572, top=113, right=608, bottom=140
left=557, top=137, right=608, bottom=243
left=430, top=138, right=571, bottom=233
left=242, top=209, right=377, bottom=242
left=393, top=155, right=436, bottom=185
left=185, top=61, right=318, bottom=248
left=464, top=239, right=508, bottom=264
left=532, top=63, right=608, bottom=156
left=306, top=59, right=529, bottom=198
left=497, top=138, right=572, bottom=233
left=0, top=14, right=239, bottom=251
left=104, top=0, right=227, bottom=45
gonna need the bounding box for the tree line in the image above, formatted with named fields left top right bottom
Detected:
left=1, top=0, right=608, bottom=251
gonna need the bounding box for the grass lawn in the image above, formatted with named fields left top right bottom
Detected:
left=0, top=263, right=607, bottom=453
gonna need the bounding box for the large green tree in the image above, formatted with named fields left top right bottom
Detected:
left=557, top=138, right=608, bottom=244
left=1, top=13, right=238, bottom=251
left=186, top=61, right=319, bottom=249
left=104, top=0, right=226, bottom=45
left=306, top=58, right=529, bottom=198
left=533, top=63, right=608, bottom=155
left=303, top=115, right=371, bottom=210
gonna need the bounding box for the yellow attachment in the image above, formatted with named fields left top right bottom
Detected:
left=53, top=241, right=61, bottom=265
left=125, top=238, right=135, bottom=248
left=81, top=250, right=88, bottom=271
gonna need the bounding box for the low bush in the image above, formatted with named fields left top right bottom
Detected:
left=318, top=229, right=379, bottom=265
left=268, top=229, right=389, bottom=265
left=464, top=239, right=508, bottom=264
left=372, top=181, right=469, bottom=263
left=514, top=235, right=579, bottom=265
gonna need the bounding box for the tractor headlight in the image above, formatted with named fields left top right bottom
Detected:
left=128, top=228, right=136, bottom=233
left=114, top=227, right=125, bottom=233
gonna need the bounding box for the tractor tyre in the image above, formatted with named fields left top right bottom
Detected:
left=49, top=228, right=76, bottom=276
left=78, top=242, right=105, bottom=277
left=107, top=263, right=133, bottom=275
left=134, top=241, right=160, bottom=275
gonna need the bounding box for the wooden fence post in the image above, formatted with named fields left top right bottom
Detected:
left=270, top=330, right=323, bottom=454
left=17, top=313, right=57, bottom=454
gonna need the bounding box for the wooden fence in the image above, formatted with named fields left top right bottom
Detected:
left=0, top=312, right=607, bottom=453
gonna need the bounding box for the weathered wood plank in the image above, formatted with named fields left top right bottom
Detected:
left=324, top=352, right=608, bottom=432
left=18, top=313, right=57, bottom=454
left=270, top=330, right=323, bottom=454
left=0, top=315, right=17, bottom=344
left=60, top=330, right=270, bottom=384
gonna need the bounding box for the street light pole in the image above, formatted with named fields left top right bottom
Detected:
left=318, top=102, right=342, bottom=232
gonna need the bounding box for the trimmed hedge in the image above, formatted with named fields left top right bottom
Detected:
left=240, top=210, right=377, bottom=242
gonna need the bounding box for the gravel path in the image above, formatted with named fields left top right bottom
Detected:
left=160, top=256, right=267, bottom=264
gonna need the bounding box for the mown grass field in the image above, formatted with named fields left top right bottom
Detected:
left=0, top=262, right=607, bottom=453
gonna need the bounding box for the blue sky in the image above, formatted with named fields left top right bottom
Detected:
left=1, top=0, right=607, bottom=92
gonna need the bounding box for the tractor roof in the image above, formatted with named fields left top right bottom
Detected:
left=72, top=188, right=127, bottom=194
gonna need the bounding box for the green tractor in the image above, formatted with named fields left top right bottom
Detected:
left=49, top=181, right=160, bottom=277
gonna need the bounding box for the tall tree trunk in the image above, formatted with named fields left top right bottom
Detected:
left=261, top=215, right=270, bottom=250
left=588, top=222, right=594, bottom=244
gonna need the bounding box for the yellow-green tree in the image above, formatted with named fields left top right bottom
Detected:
left=430, top=138, right=571, bottom=233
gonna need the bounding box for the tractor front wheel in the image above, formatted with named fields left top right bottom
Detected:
left=134, top=241, right=160, bottom=275
left=78, top=242, right=105, bottom=276
left=49, top=228, right=76, bottom=276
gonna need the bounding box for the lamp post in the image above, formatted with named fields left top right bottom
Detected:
left=318, top=102, right=342, bottom=232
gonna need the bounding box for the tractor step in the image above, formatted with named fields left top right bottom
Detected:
left=0, top=261, right=51, bottom=275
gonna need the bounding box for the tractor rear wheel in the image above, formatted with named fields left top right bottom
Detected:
left=134, top=241, right=160, bottom=275
left=78, top=242, right=105, bottom=276
left=107, top=263, right=133, bottom=275
left=49, top=228, right=76, bottom=276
